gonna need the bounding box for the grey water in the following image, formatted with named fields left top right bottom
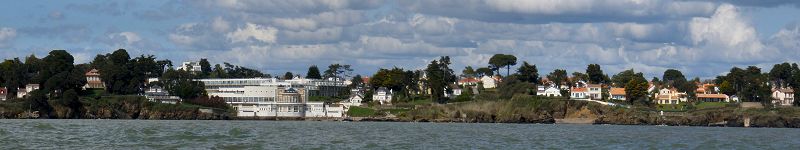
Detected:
left=0, top=119, right=798, bottom=149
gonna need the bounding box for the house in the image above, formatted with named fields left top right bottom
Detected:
left=697, top=94, right=729, bottom=102
left=0, top=87, right=7, bottom=101
left=696, top=83, right=717, bottom=94
left=177, top=61, right=202, bottom=72
left=772, top=88, right=794, bottom=106
left=458, top=77, right=480, bottom=86
left=537, top=86, right=561, bottom=97
left=480, top=76, right=498, bottom=89
left=17, top=84, right=40, bottom=98
left=587, top=84, right=602, bottom=100
left=655, top=88, right=687, bottom=104
left=83, top=69, right=106, bottom=89
left=144, top=85, right=181, bottom=104
left=447, top=84, right=462, bottom=98
left=570, top=87, right=588, bottom=99
left=609, top=88, right=626, bottom=101
left=342, top=90, right=364, bottom=107
left=373, top=87, right=393, bottom=105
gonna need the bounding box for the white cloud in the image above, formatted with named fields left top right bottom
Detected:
left=0, top=27, right=16, bottom=47
left=211, top=16, right=231, bottom=32
left=227, top=23, right=279, bottom=44
left=117, top=32, right=142, bottom=44
left=273, top=18, right=318, bottom=31
left=688, top=4, right=771, bottom=61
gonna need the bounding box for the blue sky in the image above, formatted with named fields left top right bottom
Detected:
left=0, top=0, right=799, bottom=79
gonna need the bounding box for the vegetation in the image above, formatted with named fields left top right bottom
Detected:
left=424, top=56, right=457, bottom=103
left=347, top=106, right=377, bottom=117
left=488, top=54, right=517, bottom=76
left=306, top=65, right=322, bottom=79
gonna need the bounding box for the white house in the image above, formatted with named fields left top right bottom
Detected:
left=177, top=61, right=202, bottom=72
left=587, top=84, right=602, bottom=100
left=570, top=87, right=588, bottom=99
left=537, top=86, right=561, bottom=97
left=342, top=93, right=364, bottom=107
left=373, top=87, right=393, bottom=105
left=609, top=88, right=626, bottom=101
left=0, top=87, right=7, bottom=101
left=17, top=84, right=40, bottom=98
left=480, top=76, right=497, bottom=89
left=144, top=85, right=181, bottom=104
left=655, top=88, right=687, bottom=104
left=772, top=88, right=794, bottom=106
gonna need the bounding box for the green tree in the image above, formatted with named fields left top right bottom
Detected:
left=623, top=71, right=649, bottom=105
left=199, top=58, right=212, bottom=78
left=350, top=74, right=364, bottom=88
left=209, top=64, right=227, bottom=78
left=306, top=65, right=322, bottom=79
left=611, top=69, right=637, bottom=87
left=323, top=64, right=353, bottom=79
left=515, top=61, right=539, bottom=84
left=283, top=72, right=294, bottom=79
left=547, top=69, right=568, bottom=87
left=488, top=54, right=517, bottom=76
left=769, top=62, right=793, bottom=87
left=425, top=56, right=456, bottom=103
left=476, top=67, right=494, bottom=77
left=461, top=66, right=476, bottom=78
left=718, top=81, right=735, bottom=96
left=586, top=64, right=604, bottom=84
left=572, top=72, right=588, bottom=82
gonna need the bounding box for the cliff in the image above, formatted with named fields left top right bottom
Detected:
left=0, top=96, right=231, bottom=120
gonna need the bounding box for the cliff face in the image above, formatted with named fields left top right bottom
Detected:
left=1, top=96, right=230, bottom=120
left=400, top=96, right=800, bottom=128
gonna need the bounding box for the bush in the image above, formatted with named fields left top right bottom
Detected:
left=184, top=96, right=228, bottom=109
left=347, top=106, right=377, bottom=117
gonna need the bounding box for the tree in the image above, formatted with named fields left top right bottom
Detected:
left=323, top=64, right=353, bottom=79
left=718, top=81, right=735, bottom=96
left=209, top=64, right=227, bottom=78
left=162, top=68, right=207, bottom=99
left=586, top=64, right=604, bottom=84
left=476, top=67, right=494, bottom=77
left=461, top=66, right=476, bottom=78
left=515, top=61, right=539, bottom=84
left=547, top=69, right=568, bottom=87
left=623, top=71, right=649, bottom=105
left=488, top=54, right=517, bottom=76
left=350, top=74, right=364, bottom=88
left=199, top=58, right=212, bottom=78
left=572, top=72, right=588, bottom=82
left=306, top=65, right=322, bottom=79
left=769, top=62, right=793, bottom=87
left=611, top=69, right=637, bottom=88
left=425, top=56, right=456, bottom=103
left=283, top=72, right=294, bottom=79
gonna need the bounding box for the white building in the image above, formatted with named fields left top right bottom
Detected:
left=342, top=92, right=364, bottom=107
left=177, top=61, right=202, bottom=72
left=198, top=78, right=342, bottom=118
left=537, top=86, right=562, bottom=97
left=772, top=88, right=795, bottom=106
left=570, top=87, right=588, bottom=99
left=373, top=87, right=393, bottom=105
left=144, top=85, right=181, bottom=104
left=655, top=88, right=687, bottom=104
left=587, top=84, right=602, bottom=100
left=17, top=84, right=40, bottom=98
left=480, top=76, right=497, bottom=89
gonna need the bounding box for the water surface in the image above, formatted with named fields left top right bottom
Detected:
left=0, top=120, right=797, bottom=149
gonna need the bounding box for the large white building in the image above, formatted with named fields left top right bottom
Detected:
left=198, top=78, right=344, bottom=118
left=177, top=61, right=202, bottom=72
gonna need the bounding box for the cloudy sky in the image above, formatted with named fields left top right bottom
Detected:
left=1, top=0, right=799, bottom=79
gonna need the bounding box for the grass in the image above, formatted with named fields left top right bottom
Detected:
left=347, top=106, right=377, bottom=117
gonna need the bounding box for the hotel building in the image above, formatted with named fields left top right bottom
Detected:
left=198, top=78, right=343, bottom=118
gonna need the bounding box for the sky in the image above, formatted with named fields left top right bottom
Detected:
left=0, top=0, right=799, bottom=79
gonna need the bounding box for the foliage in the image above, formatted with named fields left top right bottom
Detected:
left=515, top=61, right=539, bottom=84
left=488, top=54, right=517, bottom=76
left=586, top=64, right=605, bottom=84
left=461, top=66, right=476, bottom=78
left=222, top=62, right=269, bottom=78
left=306, top=65, right=322, bottom=79
left=199, top=58, right=212, bottom=78
left=424, top=56, right=457, bottom=103
left=623, top=71, right=649, bottom=105
left=497, top=76, right=535, bottom=99
left=571, top=72, right=588, bottom=83
left=283, top=72, right=294, bottom=79
left=547, top=69, right=568, bottom=87
left=161, top=68, right=206, bottom=99
left=184, top=96, right=228, bottom=109
left=323, top=64, right=353, bottom=79
left=611, top=69, right=637, bottom=87
left=476, top=67, right=494, bottom=77
left=350, top=74, right=364, bottom=88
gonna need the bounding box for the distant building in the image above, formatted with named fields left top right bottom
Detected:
left=17, top=84, right=40, bottom=98
left=342, top=92, right=364, bottom=107
left=655, top=88, right=687, bottom=104
left=480, top=76, right=497, bottom=89
left=537, top=86, right=562, bottom=97
left=445, top=84, right=462, bottom=98
left=697, top=94, right=729, bottom=102
left=198, top=78, right=343, bottom=118
left=570, top=87, right=588, bottom=99
left=0, top=87, right=7, bottom=101
left=772, top=88, right=794, bottom=106
left=609, top=88, right=626, bottom=101
left=458, top=77, right=480, bottom=86
left=144, top=85, right=181, bottom=104
left=373, top=87, right=393, bottom=105
left=83, top=69, right=106, bottom=89
left=177, top=61, right=202, bottom=72
left=587, top=84, right=602, bottom=100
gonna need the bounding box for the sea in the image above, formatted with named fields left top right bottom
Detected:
left=0, top=119, right=798, bottom=149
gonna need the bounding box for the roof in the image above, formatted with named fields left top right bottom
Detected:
left=458, top=77, right=479, bottom=83
left=610, top=88, right=625, bottom=95
left=697, top=94, right=728, bottom=99
left=586, top=84, right=602, bottom=88
left=571, top=87, right=587, bottom=92
left=86, top=69, right=100, bottom=76
left=774, top=88, right=794, bottom=93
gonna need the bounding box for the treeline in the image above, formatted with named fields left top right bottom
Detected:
left=0, top=49, right=270, bottom=116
